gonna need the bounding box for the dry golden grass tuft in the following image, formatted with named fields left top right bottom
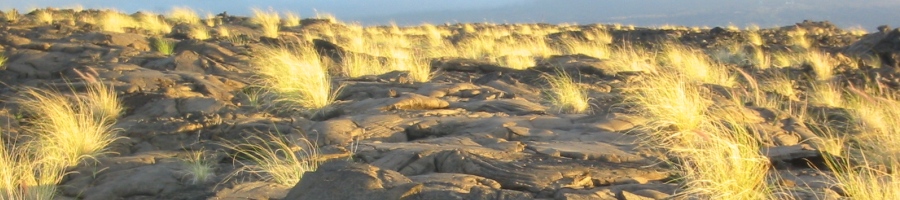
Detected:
left=558, top=40, right=611, bottom=60
left=544, top=71, right=590, bottom=114
left=222, top=132, right=320, bottom=186
left=282, top=12, right=300, bottom=27
left=758, top=70, right=797, bottom=101
left=788, top=29, right=812, bottom=50
left=606, top=45, right=657, bottom=73
left=746, top=31, right=764, bottom=47
left=660, top=43, right=736, bottom=87
left=188, top=26, right=211, bottom=40
left=630, top=61, right=774, bottom=199
left=672, top=120, right=772, bottom=199
left=169, top=7, right=199, bottom=25
left=0, top=53, right=6, bottom=70
left=802, top=50, right=837, bottom=81
left=203, top=13, right=217, bottom=27
left=3, top=9, right=19, bottom=23
left=251, top=8, right=281, bottom=38
left=631, top=70, right=711, bottom=132
left=809, top=81, right=843, bottom=107
left=98, top=10, right=137, bottom=33
left=150, top=37, right=176, bottom=55
left=814, top=88, right=900, bottom=199
left=18, top=80, right=123, bottom=167
left=338, top=50, right=392, bottom=78
left=181, top=150, right=216, bottom=185
left=34, top=10, right=54, bottom=24
left=215, top=26, right=231, bottom=38
left=136, top=12, right=171, bottom=35
left=0, top=137, right=66, bottom=200
left=252, top=43, right=336, bottom=110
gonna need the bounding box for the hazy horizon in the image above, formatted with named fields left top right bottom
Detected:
left=3, top=1, right=898, bottom=31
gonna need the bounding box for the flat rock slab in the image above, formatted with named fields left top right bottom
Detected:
left=525, top=141, right=644, bottom=163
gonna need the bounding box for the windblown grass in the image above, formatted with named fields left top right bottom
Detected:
left=203, top=13, right=217, bottom=27
left=282, top=12, right=300, bottom=27
left=17, top=80, right=122, bottom=167
left=251, top=8, right=280, bottom=38
left=823, top=155, right=900, bottom=200
left=558, top=40, right=611, bottom=60
left=150, top=37, right=176, bottom=55
left=98, top=10, right=137, bottom=33
left=631, top=62, right=773, bottom=199
left=803, top=50, right=837, bottom=81
left=404, top=57, right=432, bottom=83
left=2, top=9, right=19, bottom=23
left=660, top=43, right=736, bottom=86
left=788, top=29, right=812, bottom=50
left=544, top=70, right=590, bottom=114
left=169, top=7, right=199, bottom=25
left=252, top=43, right=336, bottom=110
left=758, top=70, right=797, bottom=101
left=818, top=91, right=900, bottom=199
left=606, top=45, right=657, bottom=73
left=136, top=12, right=171, bottom=35
left=181, top=150, right=216, bottom=185
left=0, top=137, right=65, bottom=200
left=808, top=81, right=843, bottom=107
left=0, top=53, right=6, bottom=70
left=35, top=10, right=53, bottom=24
left=672, top=120, right=772, bottom=199
left=215, top=26, right=231, bottom=38
left=189, top=26, right=211, bottom=40
left=222, top=132, right=319, bottom=186
left=338, top=49, right=392, bottom=78
left=631, top=71, right=712, bottom=132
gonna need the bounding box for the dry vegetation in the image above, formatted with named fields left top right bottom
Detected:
left=3, top=72, right=122, bottom=199
left=1, top=6, right=896, bottom=200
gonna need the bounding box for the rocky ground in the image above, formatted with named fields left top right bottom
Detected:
left=2, top=8, right=900, bottom=200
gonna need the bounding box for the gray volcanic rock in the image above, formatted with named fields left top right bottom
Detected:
left=284, top=161, right=424, bottom=200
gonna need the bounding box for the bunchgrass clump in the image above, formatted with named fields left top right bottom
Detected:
left=403, top=57, right=433, bottom=83
left=136, top=12, right=171, bottom=35
left=803, top=50, right=836, bottom=81
left=660, top=43, right=736, bottom=87
left=222, top=132, right=319, bottom=186
left=672, top=120, right=772, bottom=199
left=560, top=41, right=611, bottom=59
left=809, top=81, right=843, bottom=107
left=606, top=45, right=657, bottom=74
left=34, top=10, right=53, bottom=24
left=0, top=137, right=66, bottom=200
left=252, top=8, right=280, bottom=38
left=18, top=79, right=122, bottom=167
left=631, top=60, right=774, bottom=199
left=150, top=37, right=176, bottom=55
left=282, top=12, right=300, bottom=27
left=544, top=70, right=590, bottom=114
left=631, top=71, right=711, bottom=132
left=339, top=50, right=392, bottom=78
left=169, top=7, right=199, bottom=25
left=252, top=43, right=336, bottom=110
left=189, top=26, right=210, bottom=40
left=0, top=53, right=6, bottom=70
left=3, top=9, right=19, bottom=23
left=181, top=150, right=216, bottom=185
left=98, top=10, right=137, bottom=33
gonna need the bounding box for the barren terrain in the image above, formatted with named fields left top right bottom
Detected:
left=1, top=8, right=899, bottom=200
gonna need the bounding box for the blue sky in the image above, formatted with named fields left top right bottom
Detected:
left=3, top=1, right=898, bottom=30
